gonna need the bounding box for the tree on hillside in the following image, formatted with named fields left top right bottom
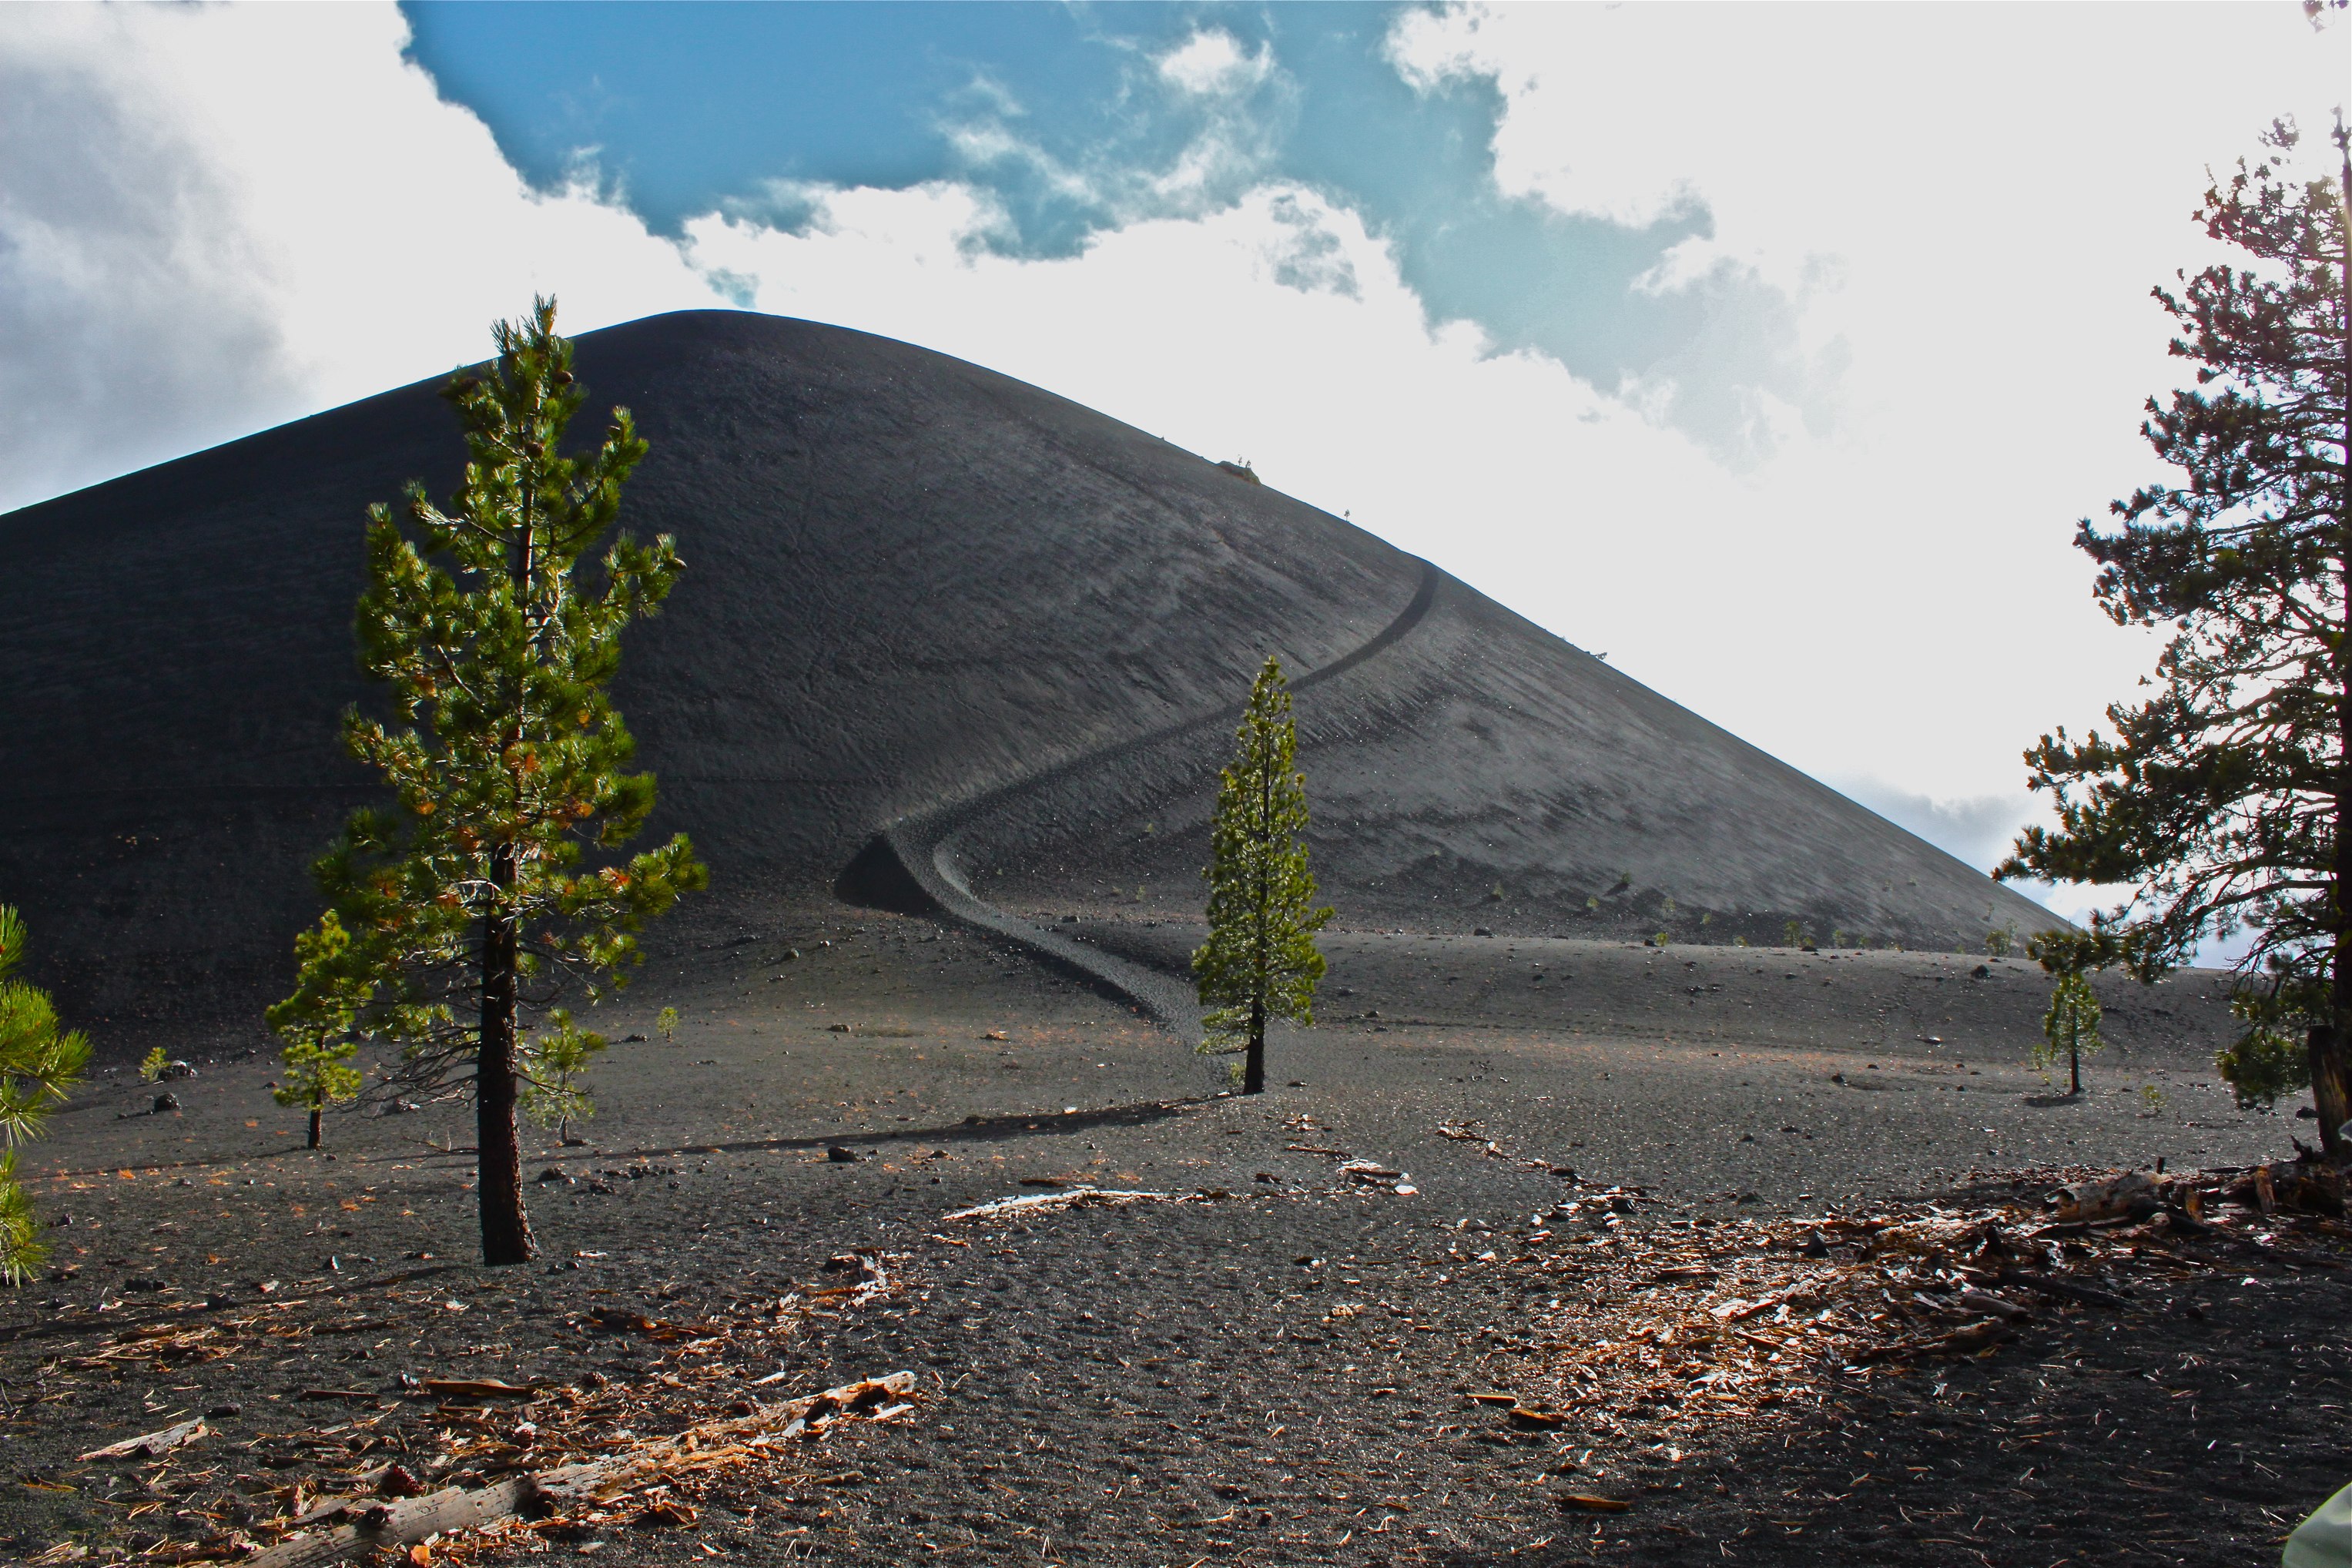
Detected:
left=0, top=905, right=89, bottom=1285
left=1194, top=657, right=1332, bottom=1095
left=1997, top=118, right=2350, bottom=1148
left=270, top=298, right=706, bottom=1265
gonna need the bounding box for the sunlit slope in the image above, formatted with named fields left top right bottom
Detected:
left=0, top=310, right=2055, bottom=1050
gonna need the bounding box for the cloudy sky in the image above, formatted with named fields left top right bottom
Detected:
left=2, top=2, right=2342, bottom=926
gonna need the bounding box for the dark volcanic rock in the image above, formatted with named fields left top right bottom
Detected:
left=0, top=310, right=2052, bottom=1054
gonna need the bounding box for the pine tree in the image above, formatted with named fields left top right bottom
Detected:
left=0, top=905, right=89, bottom=1285
left=270, top=298, right=706, bottom=1265
left=1194, top=657, right=1332, bottom=1095
left=268, top=912, right=363, bottom=1149
left=520, top=1009, right=605, bottom=1145
left=2026, top=928, right=2116, bottom=1097
left=1998, top=119, right=2350, bottom=1148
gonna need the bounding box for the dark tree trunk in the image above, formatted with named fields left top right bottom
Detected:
left=1243, top=997, right=1265, bottom=1096
left=307, top=1107, right=323, bottom=1150
left=2333, top=147, right=2352, bottom=1163
left=2311, top=1024, right=2350, bottom=1157
left=477, top=857, right=534, bottom=1265
left=2069, top=1044, right=2081, bottom=1098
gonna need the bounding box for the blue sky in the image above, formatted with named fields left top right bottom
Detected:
left=403, top=2, right=1767, bottom=451
left=2, top=1, right=2342, bottom=935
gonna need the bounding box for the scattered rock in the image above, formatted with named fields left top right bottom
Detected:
left=827, top=1145, right=863, bottom=1163
left=152, top=1092, right=179, bottom=1113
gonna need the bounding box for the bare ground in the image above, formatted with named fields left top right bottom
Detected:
left=5, top=919, right=2339, bottom=1566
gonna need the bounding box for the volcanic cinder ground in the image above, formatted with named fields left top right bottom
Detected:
left=7, top=927, right=2338, bottom=1566
left=3, top=314, right=2340, bottom=1566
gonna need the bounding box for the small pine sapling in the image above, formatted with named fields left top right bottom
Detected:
left=0, top=906, right=89, bottom=1285
left=266, top=910, right=364, bottom=1149
left=656, top=1006, right=680, bottom=1045
left=1193, top=658, right=1332, bottom=1096
left=139, top=1047, right=170, bottom=1084
left=521, top=1010, right=605, bottom=1144
left=276, top=1035, right=362, bottom=1150
left=2028, top=928, right=2118, bottom=1096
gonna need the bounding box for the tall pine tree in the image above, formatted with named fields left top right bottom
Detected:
left=1194, top=658, right=1332, bottom=1095
left=1998, top=119, right=2350, bottom=1148
left=0, top=905, right=89, bottom=1285
left=271, top=299, right=705, bottom=1264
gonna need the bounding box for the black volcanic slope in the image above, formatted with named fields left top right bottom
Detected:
left=0, top=310, right=2055, bottom=1050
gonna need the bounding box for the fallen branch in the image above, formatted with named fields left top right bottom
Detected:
left=79, top=1418, right=206, bottom=1462
left=1848, top=1320, right=2007, bottom=1365
left=1989, top=1268, right=2129, bottom=1310
left=941, top=1188, right=1181, bottom=1221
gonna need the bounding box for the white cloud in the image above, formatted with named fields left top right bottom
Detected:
left=0, top=2, right=718, bottom=512
left=1157, top=28, right=1272, bottom=99
left=1375, top=0, right=2344, bottom=809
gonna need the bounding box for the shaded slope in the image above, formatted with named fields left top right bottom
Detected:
left=0, top=310, right=2055, bottom=1054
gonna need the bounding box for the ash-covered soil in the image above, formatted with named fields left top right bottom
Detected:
left=5, top=920, right=2340, bottom=1566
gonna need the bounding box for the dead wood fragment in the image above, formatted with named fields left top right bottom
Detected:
left=79, top=1417, right=206, bottom=1461
left=1709, top=1278, right=1829, bottom=1322
left=246, top=1477, right=533, bottom=1568
left=1955, top=1288, right=2032, bottom=1323
left=942, top=1187, right=1181, bottom=1221
left=2048, top=1171, right=2156, bottom=1222
left=1988, top=1268, right=2128, bottom=1309
left=1851, top=1321, right=2007, bottom=1365
left=532, top=1371, right=917, bottom=1506
left=424, top=1379, right=540, bottom=1399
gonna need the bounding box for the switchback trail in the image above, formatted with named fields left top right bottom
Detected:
left=836, top=560, right=1444, bottom=1030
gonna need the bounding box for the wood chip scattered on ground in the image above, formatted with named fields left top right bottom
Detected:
left=1462, top=1151, right=2352, bottom=1459
left=18, top=1252, right=915, bottom=1564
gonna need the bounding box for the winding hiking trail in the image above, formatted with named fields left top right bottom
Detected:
left=837, top=560, right=1446, bottom=1028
